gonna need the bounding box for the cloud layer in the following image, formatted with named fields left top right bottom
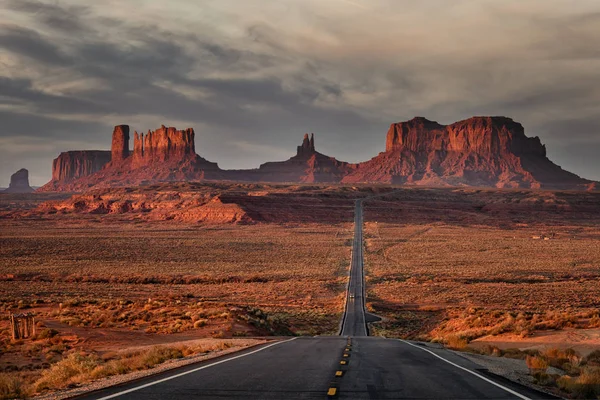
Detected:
left=1, top=0, right=599, bottom=185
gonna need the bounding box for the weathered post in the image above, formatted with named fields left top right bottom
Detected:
left=9, top=313, right=36, bottom=340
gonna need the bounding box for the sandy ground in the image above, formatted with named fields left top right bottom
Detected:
left=470, top=328, right=600, bottom=356
left=454, top=350, right=563, bottom=398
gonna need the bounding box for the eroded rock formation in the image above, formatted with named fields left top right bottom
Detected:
left=297, top=133, right=316, bottom=157
left=133, top=126, right=196, bottom=168
left=344, top=116, right=591, bottom=189
left=111, top=125, right=130, bottom=163
left=4, top=168, right=34, bottom=193
left=38, top=117, right=596, bottom=192
left=41, top=125, right=222, bottom=191
left=39, top=151, right=112, bottom=191
left=226, top=133, right=352, bottom=183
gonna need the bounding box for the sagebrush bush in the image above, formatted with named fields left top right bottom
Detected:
left=525, top=355, right=548, bottom=372
left=445, top=335, right=468, bottom=350
left=35, top=353, right=99, bottom=391
left=0, top=373, right=28, bottom=399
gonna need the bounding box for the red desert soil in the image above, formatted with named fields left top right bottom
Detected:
left=1, top=182, right=599, bottom=397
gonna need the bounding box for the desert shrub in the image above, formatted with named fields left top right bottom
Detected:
left=0, top=373, right=28, bottom=399
left=542, top=347, right=581, bottom=369
left=35, top=353, right=99, bottom=391
left=140, top=346, right=184, bottom=368
left=502, top=348, right=528, bottom=360
left=557, top=367, right=600, bottom=398
left=584, top=350, right=600, bottom=367
left=445, top=335, right=468, bottom=350
left=526, top=355, right=548, bottom=372
left=36, top=328, right=59, bottom=339
left=532, top=371, right=556, bottom=387
left=193, top=319, right=207, bottom=328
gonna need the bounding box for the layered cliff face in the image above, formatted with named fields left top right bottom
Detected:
left=132, top=126, right=196, bottom=167
left=38, top=151, right=111, bottom=191
left=4, top=168, right=34, bottom=193
left=41, top=125, right=222, bottom=191
left=38, top=116, right=595, bottom=192
left=224, top=133, right=352, bottom=183
left=111, top=125, right=130, bottom=163
left=343, top=116, right=591, bottom=189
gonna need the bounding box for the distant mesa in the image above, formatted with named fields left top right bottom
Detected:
left=39, top=124, right=221, bottom=192
left=4, top=168, right=34, bottom=193
left=342, top=116, right=592, bottom=189
left=38, top=117, right=597, bottom=192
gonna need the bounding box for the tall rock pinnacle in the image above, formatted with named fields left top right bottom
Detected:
left=111, top=125, right=130, bottom=163
left=297, top=133, right=316, bottom=157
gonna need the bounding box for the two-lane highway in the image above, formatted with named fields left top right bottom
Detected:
left=76, top=199, right=552, bottom=399
left=340, top=200, right=368, bottom=337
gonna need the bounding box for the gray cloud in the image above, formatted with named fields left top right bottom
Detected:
left=0, top=0, right=599, bottom=185
left=0, top=24, right=70, bottom=65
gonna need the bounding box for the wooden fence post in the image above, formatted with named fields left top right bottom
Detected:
left=9, top=313, right=36, bottom=340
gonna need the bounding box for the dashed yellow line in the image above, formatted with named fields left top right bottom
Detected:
left=327, top=387, right=338, bottom=397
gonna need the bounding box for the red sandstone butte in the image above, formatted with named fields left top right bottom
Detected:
left=343, top=116, right=592, bottom=189
left=38, top=117, right=597, bottom=192
left=225, top=133, right=352, bottom=183
left=4, top=168, right=34, bottom=193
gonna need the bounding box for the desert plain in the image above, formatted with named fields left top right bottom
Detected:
left=1, top=183, right=600, bottom=398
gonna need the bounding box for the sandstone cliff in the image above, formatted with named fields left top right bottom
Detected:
left=132, top=125, right=196, bottom=167
left=41, top=125, right=222, bottom=191
left=111, top=125, right=130, bottom=164
left=39, top=151, right=111, bottom=191
left=39, top=117, right=595, bottom=192
left=224, top=133, right=352, bottom=183
left=343, top=116, right=591, bottom=189
left=4, top=168, right=34, bottom=193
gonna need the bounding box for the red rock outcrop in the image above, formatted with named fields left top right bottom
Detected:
left=4, top=168, right=34, bottom=193
left=41, top=125, right=222, bottom=191
left=344, top=116, right=592, bottom=189
left=38, top=117, right=596, bottom=192
left=39, top=151, right=111, bottom=191
left=132, top=125, right=196, bottom=168
left=111, top=125, right=130, bottom=163
left=225, top=133, right=352, bottom=183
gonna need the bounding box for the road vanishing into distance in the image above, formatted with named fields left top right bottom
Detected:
left=77, top=199, right=552, bottom=400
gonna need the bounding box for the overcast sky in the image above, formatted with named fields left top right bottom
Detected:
left=1, top=0, right=599, bottom=186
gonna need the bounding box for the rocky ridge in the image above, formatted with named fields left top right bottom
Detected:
left=343, top=116, right=591, bottom=189
left=38, top=117, right=595, bottom=191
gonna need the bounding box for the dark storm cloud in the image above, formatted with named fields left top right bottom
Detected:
left=0, top=110, right=111, bottom=140
left=5, top=0, right=90, bottom=34
left=0, top=77, right=109, bottom=114
left=0, top=25, right=70, bottom=65
left=0, top=0, right=599, bottom=185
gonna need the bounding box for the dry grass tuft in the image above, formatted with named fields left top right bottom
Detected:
left=525, top=355, right=548, bottom=372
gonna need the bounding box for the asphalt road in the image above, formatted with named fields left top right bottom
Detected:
left=340, top=200, right=368, bottom=337
left=76, top=200, right=553, bottom=399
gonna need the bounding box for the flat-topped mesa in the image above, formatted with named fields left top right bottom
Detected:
left=385, top=117, right=445, bottom=152
left=296, top=133, right=316, bottom=157
left=385, top=116, right=547, bottom=157
left=51, top=151, right=112, bottom=182
left=111, top=125, right=130, bottom=163
left=446, top=117, right=546, bottom=157
left=133, top=125, right=197, bottom=168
